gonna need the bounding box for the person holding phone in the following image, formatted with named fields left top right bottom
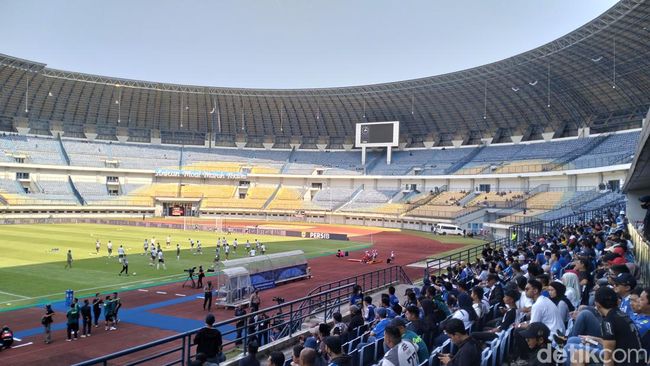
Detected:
left=437, top=319, right=481, bottom=366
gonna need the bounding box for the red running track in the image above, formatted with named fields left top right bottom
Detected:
left=0, top=224, right=464, bottom=366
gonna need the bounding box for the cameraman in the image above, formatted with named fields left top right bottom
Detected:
left=197, top=266, right=205, bottom=288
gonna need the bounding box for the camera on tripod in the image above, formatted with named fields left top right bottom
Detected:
left=184, top=266, right=197, bottom=274
left=272, top=296, right=285, bottom=304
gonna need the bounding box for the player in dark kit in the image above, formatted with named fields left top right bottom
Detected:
left=92, top=293, right=103, bottom=328
left=119, top=257, right=129, bottom=276
left=80, top=299, right=92, bottom=337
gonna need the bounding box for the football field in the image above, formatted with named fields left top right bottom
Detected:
left=0, top=223, right=370, bottom=310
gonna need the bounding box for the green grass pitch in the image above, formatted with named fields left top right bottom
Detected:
left=0, top=224, right=370, bottom=311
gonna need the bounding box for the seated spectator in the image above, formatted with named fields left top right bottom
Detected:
left=437, top=319, right=482, bottom=366
left=519, top=322, right=553, bottom=366
left=377, top=325, right=418, bottom=366
left=390, top=317, right=429, bottom=364
left=290, top=345, right=304, bottom=366
left=567, top=287, right=644, bottom=366
left=612, top=273, right=636, bottom=317
left=630, top=287, right=650, bottom=354
left=323, top=336, right=351, bottom=366
left=331, top=312, right=347, bottom=337
left=363, top=296, right=376, bottom=323
left=267, top=351, right=285, bottom=366
left=548, top=282, right=574, bottom=325
left=238, top=341, right=259, bottom=366
left=347, top=305, right=364, bottom=333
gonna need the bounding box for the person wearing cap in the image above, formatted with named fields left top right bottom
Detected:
left=390, top=317, right=429, bottom=364
left=519, top=322, right=552, bottom=366
left=368, top=307, right=390, bottom=340
left=323, top=336, right=351, bottom=366
left=567, top=286, right=644, bottom=366
left=612, top=273, right=636, bottom=317
left=193, top=313, right=223, bottom=365
left=377, top=325, right=418, bottom=366
left=437, top=319, right=481, bottom=366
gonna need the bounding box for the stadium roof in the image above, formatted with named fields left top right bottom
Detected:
left=1, top=0, right=649, bottom=146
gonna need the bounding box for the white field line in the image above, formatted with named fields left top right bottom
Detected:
left=0, top=290, right=30, bottom=300
left=174, top=294, right=186, bottom=297
left=156, top=291, right=167, bottom=295
left=1, top=273, right=185, bottom=304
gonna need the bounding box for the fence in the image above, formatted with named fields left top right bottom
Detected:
left=629, top=223, right=650, bottom=286
left=425, top=238, right=508, bottom=277
left=73, top=267, right=413, bottom=366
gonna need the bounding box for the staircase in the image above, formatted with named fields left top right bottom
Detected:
left=335, top=185, right=365, bottom=212
left=56, top=134, right=71, bottom=166
left=444, top=145, right=486, bottom=174
left=262, top=184, right=282, bottom=209
left=363, top=152, right=383, bottom=175
left=68, top=176, right=86, bottom=205
left=403, top=185, right=448, bottom=214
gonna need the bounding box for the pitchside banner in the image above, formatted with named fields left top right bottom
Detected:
left=286, top=230, right=349, bottom=241
left=155, top=168, right=247, bottom=180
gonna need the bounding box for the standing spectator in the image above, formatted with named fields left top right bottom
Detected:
left=437, top=319, right=481, bottom=366
left=66, top=303, right=80, bottom=341
left=267, top=351, right=285, bottom=366
left=377, top=325, right=418, bottom=366
left=239, top=341, right=260, bottom=366
left=80, top=299, right=92, bottom=338
left=234, top=304, right=247, bottom=346
left=250, top=290, right=261, bottom=313
left=256, top=313, right=270, bottom=347
left=193, top=314, right=223, bottom=366
left=92, top=293, right=103, bottom=328
left=203, top=281, right=213, bottom=311
left=65, top=249, right=73, bottom=269
left=42, top=304, right=54, bottom=344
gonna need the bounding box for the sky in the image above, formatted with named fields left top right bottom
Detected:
left=0, top=0, right=619, bottom=89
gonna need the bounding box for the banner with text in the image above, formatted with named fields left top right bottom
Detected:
left=155, top=168, right=247, bottom=180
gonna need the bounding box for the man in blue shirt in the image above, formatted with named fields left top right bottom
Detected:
left=364, top=296, right=376, bottom=323
left=613, top=273, right=636, bottom=318
left=631, top=288, right=650, bottom=352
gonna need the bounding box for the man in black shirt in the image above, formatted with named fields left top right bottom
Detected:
left=194, top=314, right=223, bottom=365
left=520, top=322, right=556, bottom=366
left=438, top=319, right=481, bottom=366
left=570, top=286, right=644, bottom=366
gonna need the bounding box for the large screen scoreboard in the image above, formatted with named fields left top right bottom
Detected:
left=355, top=121, right=399, bottom=148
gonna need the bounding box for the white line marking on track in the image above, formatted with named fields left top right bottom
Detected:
left=12, top=342, right=33, bottom=348
left=174, top=294, right=186, bottom=297
left=196, top=296, right=204, bottom=299
left=14, top=337, right=22, bottom=341
left=156, top=291, right=167, bottom=295
left=138, top=289, right=149, bottom=292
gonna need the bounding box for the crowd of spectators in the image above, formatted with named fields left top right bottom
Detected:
left=281, top=209, right=649, bottom=366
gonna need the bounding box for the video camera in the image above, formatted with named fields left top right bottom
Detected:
left=272, top=296, right=285, bottom=304
left=184, top=267, right=197, bottom=274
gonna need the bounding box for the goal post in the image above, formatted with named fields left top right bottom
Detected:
left=214, top=216, right=224, bottom=234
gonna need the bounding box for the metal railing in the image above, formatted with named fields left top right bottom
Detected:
left=425, top=238, right=508, bottom=277
left=73, top=284, right=354, bottom=366
left=628, top=223, right=649, bottom=286
left=73, top=265, right=414, bottom=366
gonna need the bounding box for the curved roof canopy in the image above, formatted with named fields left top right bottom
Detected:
left=0, top=0, right=649, bottom=146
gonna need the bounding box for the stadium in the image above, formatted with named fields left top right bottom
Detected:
left=0, top=0, right=649, bottom=365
